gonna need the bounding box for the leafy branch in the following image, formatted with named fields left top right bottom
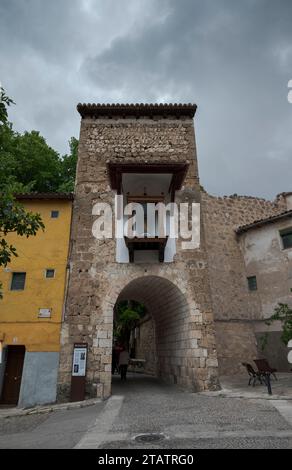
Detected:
left=0, top=191, right=45, bottom=296
left=114, top=301, right=145, bottom=347
left=0, top=86, right=15, bottom=125
left=260, top=303, right=292, bottom=350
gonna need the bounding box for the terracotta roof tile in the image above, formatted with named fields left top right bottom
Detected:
left=77, top=103, right=197, bottom=119
left=236, top=210, right=292, bottom=234
left=15, top=193, right=74, bottom=200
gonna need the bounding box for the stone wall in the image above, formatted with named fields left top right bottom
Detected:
left=215, top=321, right=258, bottom=375
left=58, top=112, right=220, bottom=400
left=255, top=331, right=291, bottom=372
left=202, top=192, right=287, bottom=374
left=135, top=316, right=157, bottom=375
left=202, top=192, right=286, bottom=321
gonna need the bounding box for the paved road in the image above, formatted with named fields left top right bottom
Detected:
left=0, top=374, right=292, bottom=449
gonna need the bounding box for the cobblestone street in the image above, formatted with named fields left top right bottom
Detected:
left=0, top=375, right=292, bottom=449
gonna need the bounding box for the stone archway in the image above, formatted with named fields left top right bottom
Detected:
left=110, top=275, right=200, bottom=390
left=58, top=266, right=219, bottom=402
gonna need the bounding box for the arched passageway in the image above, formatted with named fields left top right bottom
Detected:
left=114, top=276, right=191, bottom=387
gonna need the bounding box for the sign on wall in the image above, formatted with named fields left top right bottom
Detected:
left=72, top=345, right=88, bottom=377
left=70, top=343, right=88, bottom=402
left=38, top=308, right=52, bottom=318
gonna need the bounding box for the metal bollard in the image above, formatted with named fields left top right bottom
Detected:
left=264, top=373, right=272, bottom=395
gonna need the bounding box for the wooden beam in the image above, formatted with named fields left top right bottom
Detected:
left=108, top=162, right=189, bottom=193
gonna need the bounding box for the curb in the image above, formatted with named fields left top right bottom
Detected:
left=199, top=390, right=292, bottom=401
left=0, top=398, right=102, bottom=420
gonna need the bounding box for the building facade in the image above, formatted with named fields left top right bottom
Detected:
left=0, top=194, right=72, bottom=407
left=57, top=103, right=220, bottom=401
left=202, top=192, right=291, bottom=375
left=57, top=103, right=292, bottom=402
left=237, top=206, right=292, bottom=372
left=1, top=103, right=290, bottom=407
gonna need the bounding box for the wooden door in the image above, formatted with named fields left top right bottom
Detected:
left=1, top=346, right=25, bottom=405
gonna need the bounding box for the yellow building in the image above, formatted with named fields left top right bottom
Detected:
left=0, top=193, right=73, bottom=407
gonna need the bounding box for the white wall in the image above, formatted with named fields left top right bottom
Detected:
left=240, top=218, right=292, bottom=318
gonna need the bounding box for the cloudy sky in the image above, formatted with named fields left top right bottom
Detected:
left=1, top=0, right=292, bottom=199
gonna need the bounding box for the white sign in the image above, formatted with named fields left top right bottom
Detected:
left=72, top=347, right=87, bottom=377
left=38, top=308, right=52, bottom=318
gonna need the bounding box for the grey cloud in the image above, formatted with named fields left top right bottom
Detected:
left=0, top=0, right=291, bottom=198
left=84, top=0, right=292, bottom=197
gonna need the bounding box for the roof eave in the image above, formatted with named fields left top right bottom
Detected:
left=236, top=210, right=292, bottom=235
left=77, top=103, right=197, bottom=119
left=15, top=193, right=74, bottom=201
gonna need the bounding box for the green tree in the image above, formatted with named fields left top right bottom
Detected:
left=13, top=130, right=63, bottom=192
left=0, top=88, right=45, bottom=297
left=114, top=301, right=145, bottom=348
left=59, top=137, right=78, bottom=192
left=0, top=128, right=78, bottom=193
left=266, top=303, right=292, bottom=345
left=0, top=89, right=18, bottom=189
left=0, top=87, right=14, bottom=125
left=0, top=124, right=17, bottom=187
left=0, top=87, right=78, bottom=193
left=260, top=303, right=292, bottom=351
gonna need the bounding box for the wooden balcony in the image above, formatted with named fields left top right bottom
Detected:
left=124, top=236, right=168, bottom=263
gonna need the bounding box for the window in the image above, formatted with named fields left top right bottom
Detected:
left=247, top=276, right=257, bottom=291
left=45, top=269, right=55, bottom=279
left=280, top=228, right=292, bottom=250
left=11, top=272, right=26, bottom=291
left=51, top=210, right=59, bottom=219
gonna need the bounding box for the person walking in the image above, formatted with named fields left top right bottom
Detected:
left=112, top=341, right=122, bottom=374
left=119, top=345, right=130, bottom=381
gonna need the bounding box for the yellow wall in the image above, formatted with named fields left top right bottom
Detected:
left=0, top=199, right=72, bottom=352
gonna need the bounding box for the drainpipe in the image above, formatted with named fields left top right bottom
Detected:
left=61, top=264, right=71, bottom=323
left=61, top=201, right=74, bottom=323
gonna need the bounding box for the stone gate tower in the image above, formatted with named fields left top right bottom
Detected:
left=57, top=103, right=219, bottom=400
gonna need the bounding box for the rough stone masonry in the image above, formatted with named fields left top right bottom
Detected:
left=57, top=103, right=220, bottom=401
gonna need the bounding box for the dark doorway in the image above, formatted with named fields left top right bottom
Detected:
left=0, top=346, right=25, bottom=405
